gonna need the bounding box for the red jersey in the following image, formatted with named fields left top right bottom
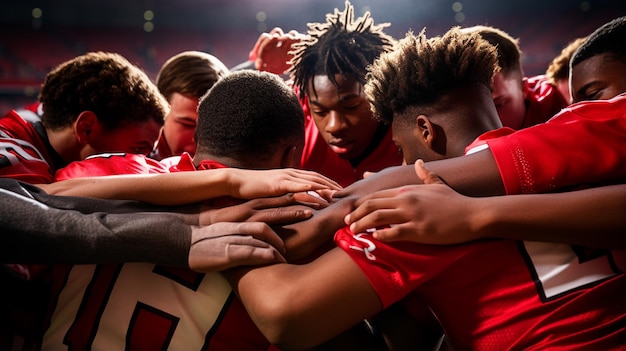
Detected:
left=0, top=104, right=69, bottom=351
left=520, top=75, right=568, bottom=128
left=334, top=93, right=626, bottom=350
left=54, top=153, right=170, bottom=181
left=299, top=100, right=403, bottom=187
left=0, top=106, right=65, bottom=184
left=482, top=93, right=626, bottom=194
left=44, top=153, right=273, bottom=350
left=336, top=229, right=626, bottom=350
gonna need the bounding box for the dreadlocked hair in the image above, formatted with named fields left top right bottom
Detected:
left=290, top=0, right=395, bottom=99
left=365, top=27, right=500, bottom=124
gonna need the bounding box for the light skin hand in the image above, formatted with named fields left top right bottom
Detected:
left=291, top=190, right=331, bottom=208
left=227, top=168, right=341, bottom=200
left=344, top=160, right=481, bottom=244
left=188, top=222, right=286, bottom=272
left=249, top=27, right=283, bottom=61
left=250, top=27, right=306, bottom=74
left=38, top=168, right=340, bottom=205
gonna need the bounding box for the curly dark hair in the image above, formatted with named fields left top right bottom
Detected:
left=290, top=0, right=395, bottom=99
left=156, top=51, right=229, bottom=101
left=39, top=51, right=167, bottom=131
left=571, top=16, right=626, bottom=68
left=365, top=27, right=499, bottom=124
left=195, top=70, right=304, bottom=167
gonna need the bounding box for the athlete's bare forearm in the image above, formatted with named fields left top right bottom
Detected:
left=475, top=184, right=626, bottom=248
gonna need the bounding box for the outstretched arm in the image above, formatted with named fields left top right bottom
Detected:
left=0, top=179, right=190, bottom=265
left=345, top=161, right=626, bottom=249
left=334, top=147, right=504, bottom=199
left=39, top=168, right=341, bottom=205
left=1, top=179, right=287, bottom=269
left=225, top=247, right=381, bottom=350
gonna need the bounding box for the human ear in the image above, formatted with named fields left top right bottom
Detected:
left=74, top=111, right=98, bottom=144
left=415, top=115, right=436, bottom=148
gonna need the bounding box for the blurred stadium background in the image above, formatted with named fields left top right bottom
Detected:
left=1, top=0, right=624, bottom=113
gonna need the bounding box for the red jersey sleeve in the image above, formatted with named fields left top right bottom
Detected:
left=54, top=153, right=169, bottom=181
left=334, top=227, right=463, bottom=309
left=486, top=94, right=626, bottom=194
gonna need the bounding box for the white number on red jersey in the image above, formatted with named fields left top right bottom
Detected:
left=520, top=241, right=624, bottom=300
left=43, top=263, right=232, bottom=350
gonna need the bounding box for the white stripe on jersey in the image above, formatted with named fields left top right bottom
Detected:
left=0, top=140, right=49, bottom=165
left=14, top=109, right=42, bottom=124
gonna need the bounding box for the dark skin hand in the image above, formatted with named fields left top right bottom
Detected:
left=198, top=192, right=329, bottom=226
left=186, top=193, right=332, bottom=272
left=277, top=149, right=504, bottom=261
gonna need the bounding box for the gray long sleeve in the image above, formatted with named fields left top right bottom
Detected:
left=0, top=179, right=191, bottom=266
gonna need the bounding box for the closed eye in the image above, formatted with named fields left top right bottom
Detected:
left=584, top=89, right=603, bottom=101
left=311, top=109, right=328, bottom=117
left=343, top=102, right=361, bottom=111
